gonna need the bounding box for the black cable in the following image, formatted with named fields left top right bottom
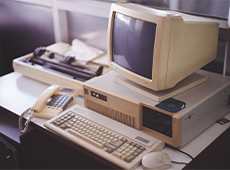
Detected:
left=171, top=161, right=188, bottom=165
left=166, top=144, right=199, bottom=169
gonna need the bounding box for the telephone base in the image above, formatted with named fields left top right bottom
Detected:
left=33, top=106, right=63, bottom=119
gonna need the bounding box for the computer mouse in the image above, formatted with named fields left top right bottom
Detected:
left=142, top=151, right=172, bottom=170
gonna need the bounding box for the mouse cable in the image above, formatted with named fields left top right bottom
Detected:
left=171, top=160, right=188, bottom=165
left=166, top=144, right=199, bottom=169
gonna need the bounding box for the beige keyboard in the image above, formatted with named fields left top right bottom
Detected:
left=45, top=105, right=164, bottom=170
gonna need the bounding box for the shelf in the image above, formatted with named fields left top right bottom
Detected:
left=0, top=110, right=22, bottom=146
left=56, top=0, right=111, bottom=18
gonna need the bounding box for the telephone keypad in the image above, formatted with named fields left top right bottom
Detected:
left=46, top=94, right=73, bottom=110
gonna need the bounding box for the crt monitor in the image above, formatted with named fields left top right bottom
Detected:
left=107, top=2, right=219, bottom=91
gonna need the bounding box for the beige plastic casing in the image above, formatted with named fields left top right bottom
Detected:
left=84, top=82, right=182, bottom=148
left=107, top=3, right=219, bottom=91
left=32, top=85, right=78, bottom=119
left=13, top=42, right=86, bottom=96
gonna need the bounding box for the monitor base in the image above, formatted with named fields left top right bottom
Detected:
left=113, top=72, right=207, bottom=102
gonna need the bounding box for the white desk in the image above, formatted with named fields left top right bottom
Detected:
left=1, top=72, right=230, bottom=169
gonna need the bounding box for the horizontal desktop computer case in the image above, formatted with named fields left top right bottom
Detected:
left=83, top=70, right=230, bottom=148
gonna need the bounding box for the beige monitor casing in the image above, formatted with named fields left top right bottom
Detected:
left=108, top=3, right=219, bottom=91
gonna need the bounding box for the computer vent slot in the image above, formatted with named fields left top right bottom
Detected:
left=86, top=100, right=135, bottom=128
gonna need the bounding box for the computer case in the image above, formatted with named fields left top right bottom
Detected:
left=83, top=70, right=230, bottom=148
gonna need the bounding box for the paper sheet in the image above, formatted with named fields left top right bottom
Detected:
left=64, top=39, right=105, bottom=65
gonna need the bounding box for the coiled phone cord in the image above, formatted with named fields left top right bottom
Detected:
left=18, top=108, right=34, bottom=134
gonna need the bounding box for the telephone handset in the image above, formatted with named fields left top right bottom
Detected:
left=32, top=84, right=78, bottom=118
left=32, top=84, right=60, bottom=113
left=19, top=84, right=78, bottom=133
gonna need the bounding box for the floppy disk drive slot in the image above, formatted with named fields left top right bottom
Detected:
left=142, top=106, right=172, bottom=138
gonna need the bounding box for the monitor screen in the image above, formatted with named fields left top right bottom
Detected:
left=112, top=13, right=157, bottom=79
left=108, top=3, right=218, bottom=91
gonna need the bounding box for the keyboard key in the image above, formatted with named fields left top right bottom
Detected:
left=64, top=122, right=72, bottom=128
left=68, top=129, right=103, bottom=149
left=71, top=118, right=77, bottom=122
left=121, top=155, right=126, bottom=161
left=110, top=140, right=124, bottom=148
left=104, top=142, right=117, bottom=151
left=132, top=151, right=139, bottom=157
left=121, top=137, right=127, bottom=143
left=136, top=149, right=142, bottom=154
left=112, top=151, right=122, bottom=158
left=60, top=124, right=66, bottom=129
left=139, top=146, right=146, bottom=151
left=105, top=147, right=113, bottom=153
left=124, top=154, right=135, bottom=163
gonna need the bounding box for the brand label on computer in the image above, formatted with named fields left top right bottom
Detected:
left=135, top=136, right=150, bottom=144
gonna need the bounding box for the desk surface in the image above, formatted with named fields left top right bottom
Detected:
left=1, top=72, right=230, bottom=169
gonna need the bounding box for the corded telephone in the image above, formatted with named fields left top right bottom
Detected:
left=19, top=84, right=78, bottom=133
